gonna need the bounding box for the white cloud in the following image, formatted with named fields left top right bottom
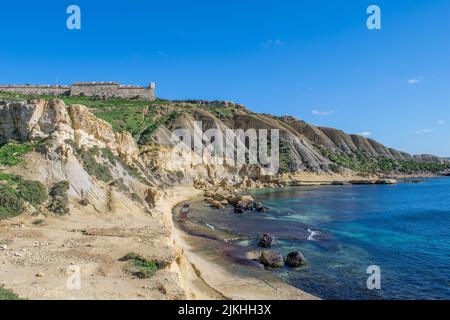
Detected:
left=312, top=109, right=333, bottom=116
left=407, top=76, right=423, bottom=85
left=358, top=131, right=372, bottom=137
left=437, top=120, right=445, bottom=125
left=262, top=39, right=284, bottom=48
left=416, top=128, right=433, bottom=134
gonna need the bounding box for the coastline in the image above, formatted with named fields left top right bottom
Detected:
left=159, top=186, right=317, bottom=300
left=167, top=173, right=448, bottom=300
left=1, top=174, right=447, bottom=299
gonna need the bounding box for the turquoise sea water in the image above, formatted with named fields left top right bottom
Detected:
left=192, top=177, right=450, bottom=299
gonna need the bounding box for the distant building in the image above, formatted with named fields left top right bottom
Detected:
left=0, top=81, right=156, bottom=101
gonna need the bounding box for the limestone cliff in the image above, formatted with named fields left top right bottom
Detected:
left=0, top=97, right=448, bottom=217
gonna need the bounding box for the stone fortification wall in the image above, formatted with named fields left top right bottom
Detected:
left=70, top=82, right=120, bottom=98
left=0, top=85, right=70, bottom=96
left=0, top=82, right=156, bottom=101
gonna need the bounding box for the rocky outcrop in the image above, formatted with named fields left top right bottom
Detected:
left=285, top=251, right=307, bottom=267
left=259, top=250, right=284, bottom=268
left=258, top=234, right=274, bottom=248
left=0, top=99, right=48, bottom=143
left=0, top=99, right=154, bottom=214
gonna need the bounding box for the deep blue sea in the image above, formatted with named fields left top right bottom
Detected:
left=192, top=177, right=450, bottom=299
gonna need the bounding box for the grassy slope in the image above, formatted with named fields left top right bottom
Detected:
left=319, top=147, right=450, bottom=174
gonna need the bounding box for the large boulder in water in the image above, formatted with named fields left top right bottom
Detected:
left=232, top=196, right=269, bottom=213
left=258, top=234, right=274, bottom=248
left=285, top=251, right=307, bottom=267
left=259, top=250, right=284, bottom=268
left=234, top=200, right=251, bottom=213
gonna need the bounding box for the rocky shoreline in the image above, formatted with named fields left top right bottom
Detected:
left=171, top=193, right=318, bottom=300
left=172, top=172, right=448, bottom=299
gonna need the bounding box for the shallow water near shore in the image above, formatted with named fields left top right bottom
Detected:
left=186, top=177, right=450, bottom=300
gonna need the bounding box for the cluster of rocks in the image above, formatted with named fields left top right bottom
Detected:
left=349, top=179, right=397, bottom=185
left=204, top=192, right=269, bottom=213
left=193, top=174, right=296, bottom=196
left=178, top=100, right=246, bottom=109
left=0, top=241, right=55, bottom=266
left=254, top=234, right=307, bottom=268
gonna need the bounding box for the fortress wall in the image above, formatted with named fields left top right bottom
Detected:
left=0, top=85, right=70, bottom=96
left=70, top=83, right=120, bottom=97
left=117, top=87, right=155, bottom=100
left=0, top=82, right=156, bottom=101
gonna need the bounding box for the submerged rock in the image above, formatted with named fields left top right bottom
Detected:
left=234, top=200, right=252, bottom=213
left=258, top=234, right=274, bottom=248
left=285, top=251, right=307, bottom=267
left=259, top=250, right=284, bottom=268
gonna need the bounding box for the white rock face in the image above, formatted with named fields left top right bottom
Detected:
left=0, top=99, right=148, bottom=211
left=0, top=100, right=45, bottom=142
left=0, top=99, right=139, bottom=158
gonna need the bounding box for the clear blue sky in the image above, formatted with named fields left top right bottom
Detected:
left=1, top=0, right=449, bottom=156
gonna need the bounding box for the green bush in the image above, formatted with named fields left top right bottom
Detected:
left=16, top=179, right=48, bottom=207
left=50, top=181, right=69, bottom=197
left=101, top=147, right=117, bottom=165
left=48, top=181, right=70, bottom=215
left=121, top=252, right=158, bottom=279
left=0, top=172, right=12, bottom=181
left=81, top=148, right=113, bottom=183
left=0, top=174, right=49, bottom=219
left=138, top=111, right=181, bottom=145
left=0, top=141, right=34, bottom=167
left=0, top=184, right=24, bottom=219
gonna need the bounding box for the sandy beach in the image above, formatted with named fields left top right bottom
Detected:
left=0, top=184, right=316, bottom=300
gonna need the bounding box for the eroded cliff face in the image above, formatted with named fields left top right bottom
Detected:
left=150, top=106, right=448, bottom=177
left=0, top=99, right=154, bottom=215
left=0, top=99, right=252, bottom=215
left=1, top=98, right=448, bottom=209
